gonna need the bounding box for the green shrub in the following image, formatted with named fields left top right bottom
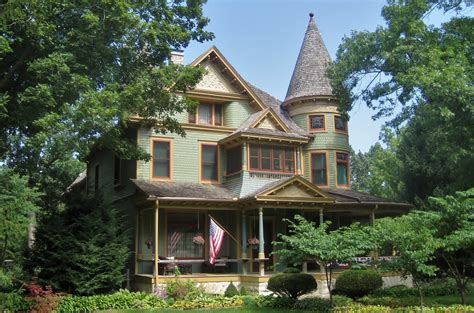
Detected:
left=283, top=267, right=301, bottom=273
left=224, top=282, right=239, bottom=297
left=335, top=269, right=383, bottom=298
left=358, top=295, right=422, bottom=308
left=242, top=295, right=256, bottom=307
left=267, top=272, right=317, bottom=299
left=255, top=295, right=296, bottom=308
left=240, top=286, right=248, bottom=296
left=293, top=297, right=331, bottom=312
left=0, top=292, right=32, bottom=312
left=372, top=279, right=458, bottom=298
left=332, top=295, right=353, bottom=307
left=171, top=295, right=243, bottom=309
left=332, top=303, right=392, bottom=313
left=55, top=290, right=167, bottom=313
left=166, top=277, right=202, bottom=300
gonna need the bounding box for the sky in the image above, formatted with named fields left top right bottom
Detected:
left=183, top=0, right=459, bottom=152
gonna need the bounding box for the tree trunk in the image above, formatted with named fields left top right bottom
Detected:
left=415, top=280, right=424, bottom=312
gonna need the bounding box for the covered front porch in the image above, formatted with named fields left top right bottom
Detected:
left=130, top=176, right=411, bottom=293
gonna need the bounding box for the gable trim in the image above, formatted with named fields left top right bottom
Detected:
left=190, top=46, right=267, bottom=111
left=250, top=108, right=290, bottom=133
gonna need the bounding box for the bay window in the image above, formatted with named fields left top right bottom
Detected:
left=336, top=152, right=349, bottom=185
left=249, top=144, right=295, bottom=173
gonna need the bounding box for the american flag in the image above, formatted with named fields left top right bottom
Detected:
left=209, top=218, right=225, bottom=264
left=169, top=232, right=182, bottom=254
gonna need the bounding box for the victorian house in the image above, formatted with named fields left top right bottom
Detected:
left=71, top=14, right=410, bottom=294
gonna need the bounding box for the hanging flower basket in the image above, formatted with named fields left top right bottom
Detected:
left=192, top=234, right=205, bottom=245
left=247, top=237, right=260, bottom=246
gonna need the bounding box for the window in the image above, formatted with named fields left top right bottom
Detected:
left=94, top=165, right=99, bottom=192
left=336, top=152, right=349, bottom=185
left=311, top=152, right=328, bottom=186
left=189, top=103, right=223, bottom=126
left=249, top=145, right=295, bottom=173
left=167, top=213, right=204, bottom=258
left=309, top=115, right=325, bottom=131
left=226, top=145, right=242, bottom=175
left=334, top=116, right=348, bottom=132
left=201, top=144, right=218, bottom=182
left=152, top=140, right=171, bottom=179
left=114, top=156, right=121, bottom=186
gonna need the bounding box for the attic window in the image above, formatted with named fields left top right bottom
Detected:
left=189, top=103, right=223, bottom=126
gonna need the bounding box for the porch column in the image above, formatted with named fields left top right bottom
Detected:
left=370, top=205, right=378, bottom=258
left=154, top=201, right=159, bottom=285
left=258, top=207, right=265, bottom=276
left=134, top=210, right=139, bottom=275
left=296, top=148, right=302, bottom=175
left=319, top=207, right=324, bottom=225
left=241, top=210, right=248, bottom=275
left=242, top=143, right=248, bottom=171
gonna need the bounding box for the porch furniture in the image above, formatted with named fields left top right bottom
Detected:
left=214, top=257, right=229, bottom=273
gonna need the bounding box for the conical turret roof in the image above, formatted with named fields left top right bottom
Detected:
left=284, top=13, right=333, bottom=104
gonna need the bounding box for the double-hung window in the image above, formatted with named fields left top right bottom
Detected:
left=311, top=152, right=328, bottom=186
left=336, top=152, right=350, bottom=186
left=189, top=103, right=223, bottom=126
left=152, top=140, right=171, bottom=179
left=201, top=144, right=218, bottom=182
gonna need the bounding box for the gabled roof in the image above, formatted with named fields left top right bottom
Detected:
left=284, top=13, right=333, bottom=105
left=190, top=46, right=267, bottom=111
left=242, top=175, right=335, bottom=203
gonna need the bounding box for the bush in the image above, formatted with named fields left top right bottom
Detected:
left=224, top=282, right=239, bottom=297
left=372, top=279, right=458, bottom=298
left=332, top=295, right=353, bottom=307
left=335, top=269, right=383, bottom=298
left=332, top=303, right=392, bottom=313
left=293, top=297, right=331, bottom=312
left=254, top=295, right=296, bottom=308
left=171, top=295, right=243, bottom=309
left=240, top=286, right=248, bottom=296
left=267, top=272, right=317, bottom=299
left=0, top=292, right=32, bottom=312
left=166, top=277, right=202, bottom=300
left=55, top=290, right=167, bottom=313
left=358, top=295, right=421, bottom=308
left=242, top=295, right=256, bottom=307
left=283, top=267, right=301, bottom=273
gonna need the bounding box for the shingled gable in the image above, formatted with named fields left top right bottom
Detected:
left=189, top=46, right=267, bottom=111
left=284, top=13, right=334, bottom=105
left=244, top=175, right=335, bottom=203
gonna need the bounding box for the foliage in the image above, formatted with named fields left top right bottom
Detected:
left=374, top=213, right=441, bottom=307
left=171, top=295, right=243, bottom=310
left=267, top=272, right=317, bottom=299
left=28, top=193, right=129, bottom=295
left=332, top=304, right=392, bottom=313
left=332, top=295, right=354, bottom=307
left=350, top=128, right=404, bottom=200
left=224, top=282, right=240, bottom=298
left=335, top=269, right=383, bottom=298
left=254, top=295, right=296, bottom=308
left=426, top=189, right=474, bottom=304
left=0, top=292, right=32, bottom=312
left=372, top=280, right=458, bottom=298
left=359, top=295, right=423, bottom=308
left=239, top=286, right=248, bottom=296
left=329, top=0, right=473, bottom=201
left=274, top=215, right=376, bottom=304
left=0, top=168, right=41, bottom=289
left=0, top=1, right=214, bottom=198
left=166, top=276, right=203, bottom=301
left=55, top=289, right=167, bottom=313
left=293, top=297, right=332, bottom=312
left=282, top=267, right=301, bottom=273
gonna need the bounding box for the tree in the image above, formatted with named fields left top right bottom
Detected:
left=0, top=168, right=41, bottom=289
left=427, top=189, right=474, bottom=304
left=351, top=127, right=404, bottom=200
left=375, top=213, right=440, bottom=309
left=274, top=215, right=375, bottom=305
left=1, top=0, right=214, bottom=211
left=29, top=193, right=130, bottom=295
left=329, top=0, right=473, bottom=201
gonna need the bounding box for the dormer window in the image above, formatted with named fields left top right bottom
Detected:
left=189, top=103, right=223, bottom=126
left=249, top=144, right=295, bottom=173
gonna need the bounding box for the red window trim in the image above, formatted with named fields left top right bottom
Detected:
left=308, top=114, right=326, bottom=132
left=248, top=144, right=296, bottom=174
left=310, top=151, right=329, bottom=187
left=189, top=103, right=223, bottom=126
left=334, top=115, right=348, bottom=133
left=200, top=143, right=219, bottom=182
left=336, top=151, right=350, bottom=187
left=152, top=140, right=172, bottom=179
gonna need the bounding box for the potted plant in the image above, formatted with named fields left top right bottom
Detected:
left=192, top=233, right=205, bottom=245
left=247, top=237, right=260, bottom=248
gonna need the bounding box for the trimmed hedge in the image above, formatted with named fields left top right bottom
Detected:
left=267, top=272, right=317, bottom=299
left=224, top=282, right=239, bottom=297
left=293, top=297, right=331, bottom=312
left=372, top=279, right=458, bottom=298
left=335, top=269, right=383, bottom=298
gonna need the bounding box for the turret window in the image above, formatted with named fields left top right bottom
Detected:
left=309, top=114, right=325, bottom=131
left=334, top=116, right=348, bottom=132
left=311, top=152, right=328, bottom=186
left=249, top=144, right=295, bottom=173
left=336, top=152, right=350, bottom=186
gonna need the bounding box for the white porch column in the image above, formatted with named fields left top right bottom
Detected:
left=258, top=207, right=265, bottom=276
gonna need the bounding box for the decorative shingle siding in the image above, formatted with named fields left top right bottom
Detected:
left=224, top=101, right=256, bottom=128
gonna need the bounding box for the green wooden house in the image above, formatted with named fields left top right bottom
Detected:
left=71, top=14, right=410, bottom=294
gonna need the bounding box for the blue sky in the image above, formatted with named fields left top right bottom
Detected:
left=183, top=0, right=457, bottom=152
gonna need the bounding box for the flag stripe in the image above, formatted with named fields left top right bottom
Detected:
left=209, top=218, right=225, bottom=264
